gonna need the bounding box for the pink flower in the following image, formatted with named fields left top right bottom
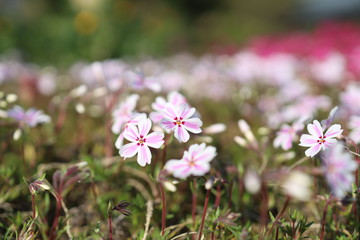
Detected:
left=160, top=104, right=202, bottom=142
left=349, top=115, right=360, bottom=144
left=150, top=91, right=187, bottom=124
left=111, top=94, right=139, bottom=134
left=299, top=120, right=343, bottom=157
left=115, top=113, right=146, bottom=149
left=7, top=105, right=50, bottom=128
left=274, top=120, right=304, bottom=150
left=164, top=143, right=216, bottom=179
left=125, top=70, right=161, bottom=92
left=119, top=118, right=164, bottom=166
left=322, top=143, right=358, bottom=198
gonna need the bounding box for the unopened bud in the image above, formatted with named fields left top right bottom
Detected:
left=205, top=177, right=215, bottom=190
left=29, top=180, right=50, bottom=195
left=238, top=120, right=257, bottom=146
left=234, top=136, right=247, bottom=147
left=203, top=123, right=226, bottom=135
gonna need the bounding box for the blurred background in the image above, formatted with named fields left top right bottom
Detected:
left=1, top=0, right=360, bottom=67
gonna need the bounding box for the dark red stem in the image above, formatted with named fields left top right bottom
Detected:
left=198, top=189, right=210, bottom=240
left=320, top=199, right=331, bottom=240
left=31, top=195, right=36, bottom=219
left=192, top=179, right=197, bottom=228
left=160, top=183, right=166, bottom=235
left=108, top=213, right=113, bottom=240
left=268, top=196, right=290, bottom=235
left=214, top=184, right=221, bottom=208
left=49, top=195, right=62, bottom=240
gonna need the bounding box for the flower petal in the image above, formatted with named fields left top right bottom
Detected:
left=160, top=118, right=176, bottom=130
left=324, top=124, right=343, bottom=138
left=123, top=125, right=139, bottom=142
left=138, top=118, right=152, bottom=137
left=299, top=134, right=318, bottom=147
left=137, top=145, right=152, bottom=166
left=120, top=142, right=139, bottom=158
left=174, top=126, right=190, bottom=142
left=307, top=120, right=323, bottom=138
left=179, top=104, right=195, bottom=119
left=194, top=145, right=216, bottom=163
left=189, top=163, right=210, bottom=177
left=183, top=118, right=203, bottom=134
left=145, top=132, right=164, bottom=148
left=115, top=132, right=124, bottom=149
left=305, top=144, right=321, bottom=157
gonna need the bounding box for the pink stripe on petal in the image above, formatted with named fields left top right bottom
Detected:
left=179, top=105, right=195, bottom=119
left=139, top=118, right=152, bottom=137
left=120, top=142, right=139, bottom=158
left=324, top=124, right=343, bottom=138
left=190, top=163, right=210, bottom=176
left=164, top=104, right=178, bottom=118
left=305, top=144, right=322, bottom=157
left=194, top=146, right=216, bottom=163
left=137, top=145, right=152, bottom=166
left=145, top=132, right=164, bottom=148
left=174, top=125, right=190, bottom=142
left=161, top=119, right=176, bottom=130
left=124, top=125, right=139, bottom=142
left=183, top=118, right=202, bottom=134
left=115, top=132, right=124, bottom=149
left=307, top=120, right=323, bottom=138
left=299, top=134, right=318, bottom=147
left=149, top=112, right=164, bottom=123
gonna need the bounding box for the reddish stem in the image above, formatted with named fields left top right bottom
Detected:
left=228, top=180, right=233, bottom=209
left=320, top=199, right=331, bottom=240
left=198, top=189, right=210, bottom=240
left=214, top=184, right=221, bottom=208
left=260, top=184, right=269, bottom=230
left=49, top=195, right=62, bottom=240
left=159, top=183, right=166, bottom=235
left=267, top=196, right=290, bottom=235
left=31, top=194, right=36, bottom=219
left=108, top=213, right=113, bottom=240
left=192, top=179, right=197, bottom=228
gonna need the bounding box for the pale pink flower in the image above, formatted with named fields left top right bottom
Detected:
left=274, top=120, right=304, bottom=151
left=125, top=70, right=161, bottom=92
left=299, top=120, right=343, bottom=157
left=164, top=143, right=216, bottom=179
left=349, top=115, right=360, bottom=144
left=340, top=84, right=360, bottom=115
left=7, top=105, right=50, bottom=128
left=150, top=91, right=187, bottom=123
left=160, top=104, right=202, bottom=142
left=119, top=118, right=164, bottom=166
left=322, top=143, right=358, bottom=198
left=111, top=94, right=139, bottom=134
left=115, top=113, right=146, bottom=149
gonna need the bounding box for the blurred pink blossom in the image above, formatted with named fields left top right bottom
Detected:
left=111, top=94, right=139, bottom=134
left=322, top=143, right=358, bottom=198
left=7, top=105, right=50, bottom=128
left=274, top=120, right=304, bottom=151
left=164, top=143, right=216, bottom=179
left=349, top=115, right=360, bottom=144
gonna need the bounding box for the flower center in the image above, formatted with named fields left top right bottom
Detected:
left=317, top=136, right=326, bottom=144
left=188, top=160, right=196, bottom=167
left=136, top=135, right=146, bottom=146
left=173, top=117, right=185, bottom=127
